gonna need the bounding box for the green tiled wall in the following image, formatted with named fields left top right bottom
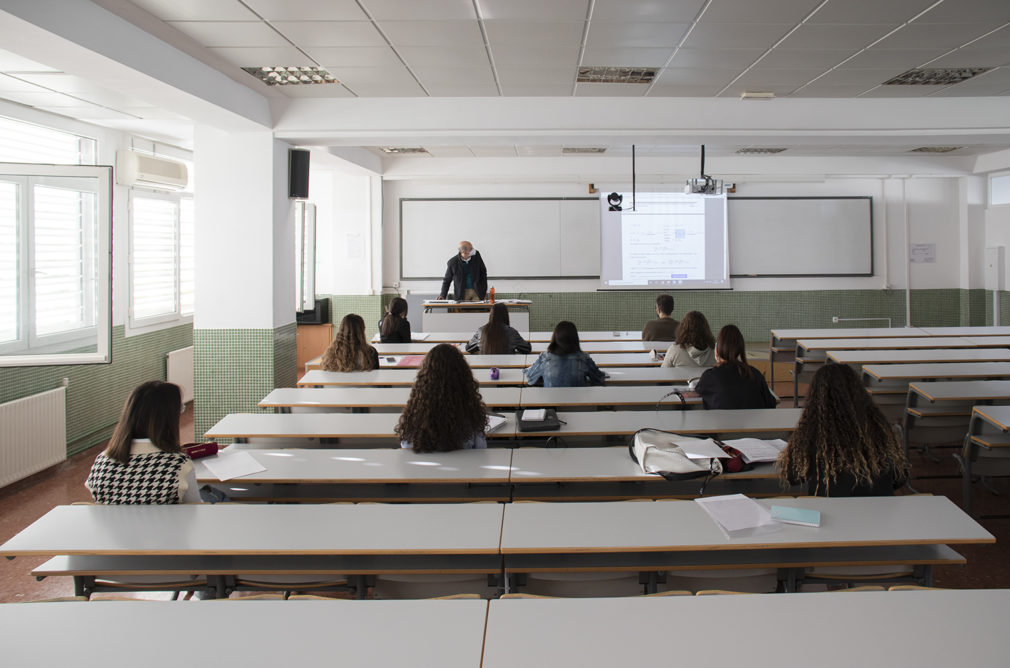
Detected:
left=323, top=294, right=384, bottom=339
left=0, top=324, right=193, bottom=456
left=985, top=290, right=1010, bottom=325
left=193, top=324, right=297, bottom=441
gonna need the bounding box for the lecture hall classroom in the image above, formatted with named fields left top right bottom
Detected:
left=2, top=0, right=1010, bottom=664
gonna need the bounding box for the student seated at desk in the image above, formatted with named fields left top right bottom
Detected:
left=778, top=364, right=909, bottom=496
left=465, top=303, right=532, bottom=354
left=641, top=294, right=679, bottom=341
left=525, top=321, right=606, bottom=387
left=695, top=325, right=776, bottom=410
left=396, top=343, right=489, bottom=452
left=378, top=297, right=411, bottom=344
left=661, top=310, right=716, bottom=369
left=321, top=314, right=380, bottom=372
left=86, top=381, right=200, bottom=504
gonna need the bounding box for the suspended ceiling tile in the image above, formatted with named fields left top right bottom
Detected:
left=580, top=47, right=674, bottom=68
left=874, top=23, right=1000, bottom=50
left=274, top=83, right=357, bottom=97
left=574, top=82, right=649, bottom=97
left=584, top=22, right=690, bottom=48
left=774, top=23, right=899, bottom=50
left=732, top=67, right=829, bottom=87
left=592, top=0, right=708, bottom=22
left=483, top=21, right=586, bottom=46
left=340, top=78, right=427, bottom=97
left=915, top=0, right=1010, bottom=24
left=838, top=48, right=952, bottom=69
left=719, top=81, right=810, bottom=97
left=307, top=46, right=404, bottom=68
left=165, top=21, right=291, bottom=48
left=479, top=0, right=589, bottom=21
left=491, top=46, right=580, bottom=68
left=859, top=84, right=947, bottom=97
left=789, top=84, right=879, bottom=97
left=666, top=47, right=765, bottom=69
left=409, top=66, right=495, bottom=85
left=806, top=0, right=938, bottom=24
left=646, top=83, right=728, bottom=97
left=241, top=0, right=367, bottom=21
left=327, top=66, right=418, bottom=88
left=396, top=46, right=490, bottom=68
left=757, top=48, right=858, bottom=69
left=699, top=0, right=825, bottom=24
left=423, top=82, right=500, bottom=96
left=128, top=0, right=258, bottom=21
left=269, top=21, right=387, bottom=47
left=495, top=67, right=575, bottom=86
left=927, top=47, right=1010, bottom=68
left=498, top=83, right=572, bottom=96
left=360, top=0, right=477, bottom=20
left=208, top=46, right=316, bottom=68
left=652, top=67, right=741, bottom=87
left=810, top=67, right=908, bottom=86
left=377, top=20, right=484, bottom=47
left=681, top=23, right=795, bottom=50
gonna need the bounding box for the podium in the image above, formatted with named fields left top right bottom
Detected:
left=421, top=300, right=531, bottom=334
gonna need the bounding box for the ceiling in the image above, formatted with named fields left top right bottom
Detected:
left=0, top=0, right=1008, bottom=159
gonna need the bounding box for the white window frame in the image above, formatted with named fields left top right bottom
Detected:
left=295, top=200, right=317, bottom=312
left=126, top=188, right=193, bottom=337
left=991, top=171, right=1010, bottom=207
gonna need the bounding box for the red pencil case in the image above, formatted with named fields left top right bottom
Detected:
left=182, top=441, right=219, bottom=459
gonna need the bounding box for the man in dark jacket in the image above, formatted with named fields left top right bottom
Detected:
left=439, top=240, right=488, bottom=301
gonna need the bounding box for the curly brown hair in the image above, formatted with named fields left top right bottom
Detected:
left=321, top=314, right=376, bottom=371
left=778, top=364, right=909, bottom=495
left=396, top=343, right=488, bottom=452
left=674, top=311, right=715, bottom=351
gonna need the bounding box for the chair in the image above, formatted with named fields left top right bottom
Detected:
left=660, top=569, right=778, bottom=594
left=499, top=593, right=558, bottom=599
left=888, top=585, right=944, bottom=591
left=372, top=573, right=497, bottom=600
left=523, top=571, right=645, bottom=598
left=695, top=590, right=758, bottom=595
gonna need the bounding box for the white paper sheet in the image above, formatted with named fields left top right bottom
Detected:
left=695, top=494, right=778, bottom=534
left=411, top=333, right=430, bottom=341
left=522, top=409, right=546, bottom=421
left=721, top=437, right=788, bottom=463
left=673, top=437, right=728, bottom=460
left=202, top=450, right=267, bottom=481
left=487, top=415, right=508, bottom=433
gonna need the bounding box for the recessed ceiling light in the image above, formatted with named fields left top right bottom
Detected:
left=562, top=147, right=606, bottom=154
left=736, top=147, right=787, bottom=154
left=577, top=67, right=656, bottom=84
left=379, top=147, right=429, bottom=155
left=909, top=146, right=962, bottom=153
left=883, top=67, right=991, bottom=86
left=242, top=66, right=338, bottom=86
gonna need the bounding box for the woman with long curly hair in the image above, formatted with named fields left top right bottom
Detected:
left=661, top=310, right=716, bottom=369
left=320, top=314, right=379, bottom=372
left=778, top=363, right=909, bottom=496
left=397, top=343, right=488, bottom=452
left=694, top=324, right=776, bottom=409
left=465, top=303, right=532, bottom=355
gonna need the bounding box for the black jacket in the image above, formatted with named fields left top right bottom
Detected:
left=695, top=363, right=777, bottom=410
left=440, top=251, right=488, bottom=300
left=378, top=316, right=411, bottom=344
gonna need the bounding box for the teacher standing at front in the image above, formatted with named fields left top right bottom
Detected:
left=439, top=240, right=488, bottom=301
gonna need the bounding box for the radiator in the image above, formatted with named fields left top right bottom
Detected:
left=167, top=346, right=194, bottom=403
left=0, top=387, right=67, bottom=488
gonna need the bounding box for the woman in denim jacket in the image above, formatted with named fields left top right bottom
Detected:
left=524, top=321, right=606, bottom=387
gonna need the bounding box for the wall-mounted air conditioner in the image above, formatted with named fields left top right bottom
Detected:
left=115, top=150, right=188, bottom=190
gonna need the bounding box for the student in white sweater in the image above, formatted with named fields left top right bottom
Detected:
left=661, top=310, right=717, bottom=369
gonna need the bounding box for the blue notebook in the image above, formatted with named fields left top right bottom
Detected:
left=770, top=505, right=821, bottom=527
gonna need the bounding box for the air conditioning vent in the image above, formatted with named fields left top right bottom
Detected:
left=379, top=147, right=429, bottom=155
left=736, top=147, right=787, bottom=155
left=115, top=151, right=188, bottom=190
left=909, top=146, right=962, bottom=153
left=562, top=147, right=606, bottom=154
left=883, top=67, right=991, bottom=86
left=577, top=67, right=656, bottom=84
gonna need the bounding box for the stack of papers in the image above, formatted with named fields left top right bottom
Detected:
left=201, top=450, right=266, bottom=481
left=396, top=355, right=426, bottom=367
left=721, top=438, right=788, bottom=463
left=672, top=437, right=729, bottom=460
left=521, top=408, right=546, bottom=421
left=411, top=333, right=430, bottom=341
left=487, top=415, right=508, bottom=433
left=695, top=494, right=781, bottom=538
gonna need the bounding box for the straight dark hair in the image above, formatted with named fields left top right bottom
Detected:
left=479, top=303, right=511, bottom=354
left=547, top=321, right=582, bottom=355
left=656, top=294, right=674, bottom=316
left=716, top=324, right=752, bottom=377
left=380, top=297, right=408, bottom=339
left=105, top=381, right=182, bottom=464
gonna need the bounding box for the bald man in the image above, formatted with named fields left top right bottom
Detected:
left=439, top=240, right=488, bottom=301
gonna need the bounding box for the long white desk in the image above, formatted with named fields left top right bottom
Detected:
left=421, top=300, right=531, bottom=332
left=299, top=368, right=527, bottom=387
left=530, top=341, right=667, bottom=354
left=483, top=591, right=1009, bottom=668
left=260, top=386, right=523, bottom=411
left=828, top=347, right=1010, bottom=365
left=920, top=326, right=1010, bottom=337
left=863, top=362, right=1010, bottom=393
left=959, top=405, right=1010, bottom=515
left=517, top=385, right=700, bottom=408
left=515, top=408, right=802, bottom=440
left=373, top=330, right=643, bottom=343
left=2, top=599, right=489, bottom=668
left=903, top=381, right=1010, bottom=457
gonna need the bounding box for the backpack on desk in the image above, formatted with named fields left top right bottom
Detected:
left=628, top=428, right=722, bottom=481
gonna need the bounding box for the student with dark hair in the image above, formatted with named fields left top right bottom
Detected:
left=379, top=297, right=411, bottom=344
left=661, top=310, right=716, bottom=369
left=465, top=303, right=531, bottom=355
left=524, top=321, right=606, bottom=387
left=321, top=314, right=380, bottom=372
left=86, top=381, right=199, bottom=504
left=694, top=324, right=776, bottom=409
left=397, top=344, right=489, bottom=453
left=778, top=364, right=909, bottom=496
left=641, top=294, right=679, bottom=341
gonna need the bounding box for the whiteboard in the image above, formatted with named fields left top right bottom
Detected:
left=728, top=197, right=873, bottom=277
left=400, top=198, right=601, bottom=279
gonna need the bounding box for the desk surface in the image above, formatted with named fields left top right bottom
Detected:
left=973, top=405, right=1010, bottom=431
left=0, top=503, right=506, bottom=557
left=518, top=408, right=802, bottom=437
left=373, top=330, right=642, bottom=343
left=195, top=448, right=515, bottom=484
left=298, top=368, right=527, bottom=387
left=531, top=341, right=667, bottom=353
left=482, top=591, right=1008, bottom=668
left=260, top=386, right=523, bottom=408
left=204, top=412, right=518, bottom=439
left=828, top=348, right=1010, bottom=364
left=863, top=362, right=1010, bottom=381
left=798, top=336, right=974, bottom=352
left=499, top=495, right=993, bottom=553
left=772, top=327, right=927, bottom=342
left=380, top=353, right=529, bottom=368
left=920, top=326, right=1010, bottom=336
left=518, top=385, right=697, bottom=407
left=2, top=599, right=489, bottom=668
left=909, top=380, right=1010, bottom=402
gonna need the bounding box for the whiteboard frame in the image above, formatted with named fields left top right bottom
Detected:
left=727, top=196, right=874, bottom=278
left=398, top=197, right=601, bottom=280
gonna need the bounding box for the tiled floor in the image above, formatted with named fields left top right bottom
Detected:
left=1, top=401, right=1007, bottom=602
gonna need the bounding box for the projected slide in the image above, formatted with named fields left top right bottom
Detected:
left=600, top=192, right=729, bottom=290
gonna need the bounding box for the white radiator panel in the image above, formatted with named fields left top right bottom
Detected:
left=0, top=387, right=67, bottom=488
left=167, top=346, right=194, bottom=403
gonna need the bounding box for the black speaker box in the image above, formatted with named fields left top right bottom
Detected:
left=289, top=148, right=310, bottom=199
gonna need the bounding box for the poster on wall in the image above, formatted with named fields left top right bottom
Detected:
left=909, top=243, right=936, bottom=263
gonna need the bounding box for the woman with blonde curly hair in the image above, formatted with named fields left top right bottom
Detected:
left=778, top=363, right=909, bottom=496
left=661, top=310, right=716, bottom=369
left=320, top=314, right=379, bottom=372
left=397, top=344, right=488, bottom=453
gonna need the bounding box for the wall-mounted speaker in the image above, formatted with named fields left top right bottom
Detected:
left=289, top=148, right=310, bottom=199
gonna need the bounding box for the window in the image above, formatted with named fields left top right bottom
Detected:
left=992, top=173, right=1010, bottom=207
left=294, top=200, right=316, bottom=312
left=128, top=191, right=194, bottom=330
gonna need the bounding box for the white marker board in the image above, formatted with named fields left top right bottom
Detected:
left=400, top=198, right=601, bottom=279
left=728, top=197, right=873, bottom=277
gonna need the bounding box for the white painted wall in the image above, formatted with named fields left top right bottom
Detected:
left=310, top=164, right=375, bottom=295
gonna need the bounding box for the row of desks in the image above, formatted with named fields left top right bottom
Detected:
left=309, top=352, right=661, bottom=371
left=372, top=340, right=670, bottom=354
left=8, top=591, right=1008, bottom=667
left=300, top=365, right=696, bottom=386
left=373, top=330, right=644, bottom=343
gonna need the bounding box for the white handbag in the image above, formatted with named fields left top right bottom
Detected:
left=629, top=428, right=723, bottom=481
